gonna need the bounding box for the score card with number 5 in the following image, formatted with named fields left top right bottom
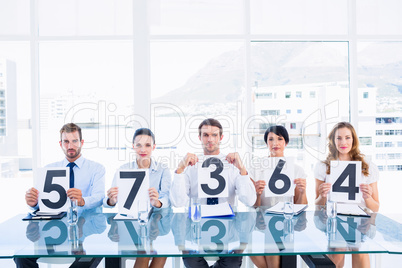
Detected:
left=264, top=157, right=295, bottom=198
left=117, top=170, right=149, bottom=217
left=329, top=161, right=362, bottom=203
left=35, top=167, right=70, bottom=213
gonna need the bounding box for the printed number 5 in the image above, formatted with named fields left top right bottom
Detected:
left=201, top=157, right=225, bottom=196
left=42, top=170, right=68, bottom=209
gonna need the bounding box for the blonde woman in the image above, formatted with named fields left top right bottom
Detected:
left=315, top=122, right=379, bottom=268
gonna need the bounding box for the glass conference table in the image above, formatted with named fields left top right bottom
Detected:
left=0, top=206, right=400, bottom=267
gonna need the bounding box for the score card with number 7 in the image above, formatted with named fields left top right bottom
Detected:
left=117, top=170, right=149, bottom=217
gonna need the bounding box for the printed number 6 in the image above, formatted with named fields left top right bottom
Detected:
left=201, top=157, right=225, bottom=196
left=268, top=159, right=291, bottom=195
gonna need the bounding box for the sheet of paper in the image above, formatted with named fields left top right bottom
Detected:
left=265, top=202, right=307, bottom=215
left=337, top=203, right=368, bottom=216
left=201, top=202, right=234, bottom=218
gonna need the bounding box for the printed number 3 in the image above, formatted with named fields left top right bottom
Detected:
left=201, top=157, right=225, bottom=196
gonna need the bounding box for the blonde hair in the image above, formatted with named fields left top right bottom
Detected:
left=324, top=122, right=369, bottom=176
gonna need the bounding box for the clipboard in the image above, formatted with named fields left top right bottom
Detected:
left=22, top=211, right=67, bottom=221
left=336, top=204, right=371, bottom=217
left=265, top=202, right=308, bottom=216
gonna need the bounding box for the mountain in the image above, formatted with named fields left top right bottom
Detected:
left=153, top=42, right=401, bottom=108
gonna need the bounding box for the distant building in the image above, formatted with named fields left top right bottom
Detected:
left=0, top=59, right=18, bottom=177
left=253, top=82, right=402, bottom=172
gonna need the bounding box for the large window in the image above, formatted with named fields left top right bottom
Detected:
left=1, top=0, right=402, bottom=223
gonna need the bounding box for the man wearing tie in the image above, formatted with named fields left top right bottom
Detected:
left=170, top=118, right=256, bottom=268
left=24, top=123, right=105, bottom=213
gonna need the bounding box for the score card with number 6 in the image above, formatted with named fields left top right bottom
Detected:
left=264, top=157, right=295, bottom=198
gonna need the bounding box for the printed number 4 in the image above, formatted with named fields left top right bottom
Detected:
left=332, top=164, right=359, bottom=200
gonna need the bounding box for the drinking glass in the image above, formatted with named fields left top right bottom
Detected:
left=283, top=201, right=294, bottom=219
left=138, top=199, right=149, bottom=225
left=326, top=199, right=337, bottom=218
left=68, top=199, right=78, bottom=225
left=191, top=197, right=201, bottom=222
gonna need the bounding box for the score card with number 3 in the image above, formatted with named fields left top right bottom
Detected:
left=198, top=156, right=229, bottom=199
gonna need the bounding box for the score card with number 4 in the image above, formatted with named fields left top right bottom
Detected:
left=117, top=170, right=150, bottom=217
left=264, top=157, right=295, bottom=198
left=35, top=167, right=70, bottom=213
left=329, top=161, right=362, bottom=203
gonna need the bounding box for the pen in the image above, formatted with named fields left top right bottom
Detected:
left=32, top=216, right=52, bottom=220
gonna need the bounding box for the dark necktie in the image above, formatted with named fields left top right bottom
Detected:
left=207, top=198, right=218, bottom=205
left=67, top=162, right=76, bottom=188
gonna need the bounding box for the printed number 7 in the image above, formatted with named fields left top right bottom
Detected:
left=120, top=171, right=146, bottom=210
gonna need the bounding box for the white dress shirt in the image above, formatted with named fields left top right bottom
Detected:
left=44, top=156, right=106, bottom=211
left=314, top=158, right=379, bottom=208
left=169, top=153, right=256, bottom=207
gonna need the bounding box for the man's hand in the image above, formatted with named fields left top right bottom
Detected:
left=176, top=153, right=198, bottom=174
left=107, top=187, right=119, bottom=206
left=149, top=187, right=162, bottom=208
left=226, top=152, right=247, bottom=175
left=67, top=188, right=85, bottom=206
left=25, top=187, right=39, bottom=207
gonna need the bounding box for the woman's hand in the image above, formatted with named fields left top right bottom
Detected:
left=360, top=183, right=373, bottom=200
left=294, top=178, right=306, bottom=195
left=318, top=182, right=331, bottom=198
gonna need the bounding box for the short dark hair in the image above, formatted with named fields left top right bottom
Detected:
left=198, top=118, right=223, bottom=136
left=60, top=123, right=82, bottom=141
left=264, top=125, right=289, bottom=144
left=132, top=128, right=155, bottom=144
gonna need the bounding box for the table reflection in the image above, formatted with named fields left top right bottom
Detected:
left=24, top=208, right=106, bottom=256
left=106, top=208, right=172, bottom=255
left=172, top=211, right=256, bottom=255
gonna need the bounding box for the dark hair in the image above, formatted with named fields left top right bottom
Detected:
left=132, top=128, right=155, bottom=144
left=264, top=125, right=289, bottom=145
left=60, top=123, right=82, bottom=141
left=198, top=118, right=223, bottom=136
